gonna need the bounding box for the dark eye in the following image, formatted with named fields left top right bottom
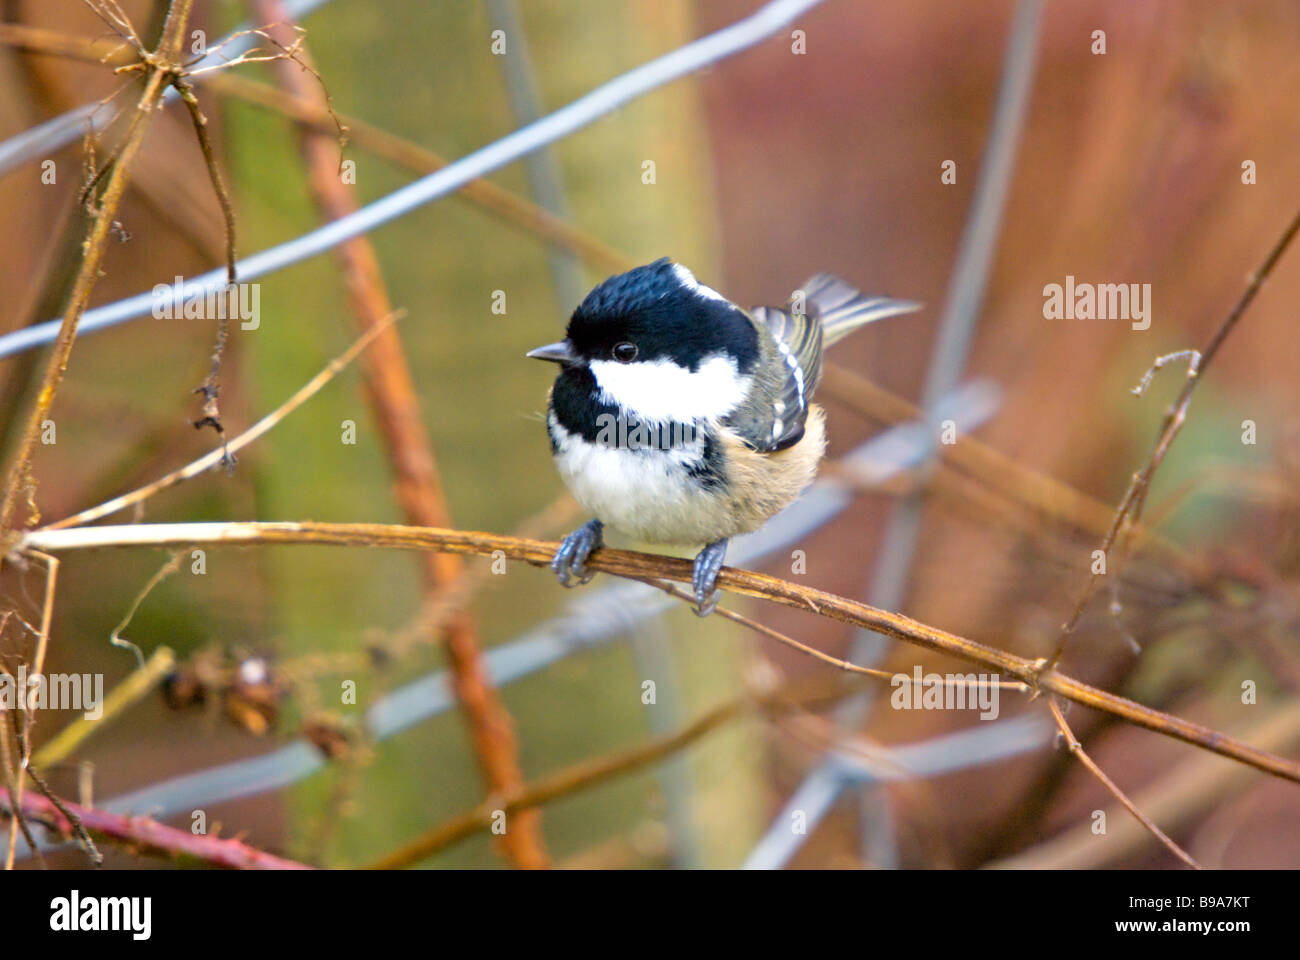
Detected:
left=612, top=342, right=638, bottom=362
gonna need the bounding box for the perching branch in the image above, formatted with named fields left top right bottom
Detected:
left=14, top=520, right=1300, bottom=786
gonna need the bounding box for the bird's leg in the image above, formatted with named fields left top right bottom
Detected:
left=691, top=538, right=729, bottom=617
left=551, top=518, right=604, bottom=587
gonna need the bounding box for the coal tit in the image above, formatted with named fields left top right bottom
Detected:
left=528, top=258, right=919, bottom=615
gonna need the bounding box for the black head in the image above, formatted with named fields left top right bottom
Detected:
left=556, top=258, right=760, bottom=373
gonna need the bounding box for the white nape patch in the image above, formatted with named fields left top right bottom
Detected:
left=670, top=263, right=730, bottom=304
left=590, top=354, right=749, bottom=422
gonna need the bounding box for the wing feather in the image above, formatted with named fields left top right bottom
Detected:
left=724, top=306, right=815, bottom=453
left=724, top=279, right=919, bottom=454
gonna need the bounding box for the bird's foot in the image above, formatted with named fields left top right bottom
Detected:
left=551, top=519, right=604, bottom=587
left=691, top=538, right=729, bottom=617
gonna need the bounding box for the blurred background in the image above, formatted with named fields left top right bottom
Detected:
left=0, top=0, right=1298, bottom=869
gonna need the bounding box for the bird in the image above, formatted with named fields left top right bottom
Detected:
left=527, top=257, right=919, bottom=615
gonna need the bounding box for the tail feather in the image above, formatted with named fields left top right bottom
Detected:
left=799, top=274, right=922, bottom=347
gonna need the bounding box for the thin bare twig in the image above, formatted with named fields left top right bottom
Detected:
left=22, top=765, right=102, bottom=867
left=1046, top=698, right=1200, bottom=869
left=0, top=702, right=42, bottom=869
left=170, top=73, right=239, bottom=456
left=43, top=312, right=401, bottom=531
left=648, top=579, right=1027, bottom=692
left=1047, top=206, right=1300, bottom=669
left=108, top=552, right=182, bottom=668
left=992, top=702, right=1300, bottom=868
left=0, top=22, right=136, bottom=66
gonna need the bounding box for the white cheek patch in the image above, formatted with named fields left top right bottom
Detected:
left=670, top=263, right=730, bottom=305
left=590, top=355, right=749, bottom=422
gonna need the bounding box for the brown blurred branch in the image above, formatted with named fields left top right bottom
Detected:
left=369, top=695, right=744, bottom=868
left=819, top=365, right=1193, bottom=571
left=368, top=671, right=865, bottom=868
left=0, top=21, right=629, bottom=273
left=7, top=790, right=313, bottom=869
left=0, top=21, right=135, bottom=66
left=373, top=659, right=1019, bottom=868
left=17, top=519, right=1300, bottom=786
left=248, top=0, right=547, bottom=869
left=204, top=71, right=634, bottom=275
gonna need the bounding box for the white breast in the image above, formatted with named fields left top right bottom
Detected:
left=549, top=413, right=732, bottom=545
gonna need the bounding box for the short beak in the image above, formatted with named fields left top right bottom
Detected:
left=526, top=340, right=578, bottom=365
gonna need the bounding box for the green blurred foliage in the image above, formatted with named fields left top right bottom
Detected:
left=221, top=0, right=762, bottom=867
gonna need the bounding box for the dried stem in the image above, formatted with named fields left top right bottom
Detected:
left=172, top=75, right=237, bottom=282
left=819, top=365, right=1192, bottom=570
left=649, top=579, right=1026, bottom=691
left=0, top=0, right=196, bottom=545
left=0, top=551, right=59, bottom=867
left=0, top=22, right=136, bottom=66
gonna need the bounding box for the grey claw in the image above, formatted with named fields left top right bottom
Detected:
left=551, top=519, right=603, bottom=589
left=572, top=558, right=597, bottom=584
left=693, top=589, right=720, bottom=618
left=691, top=538, right=729, bottom=617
